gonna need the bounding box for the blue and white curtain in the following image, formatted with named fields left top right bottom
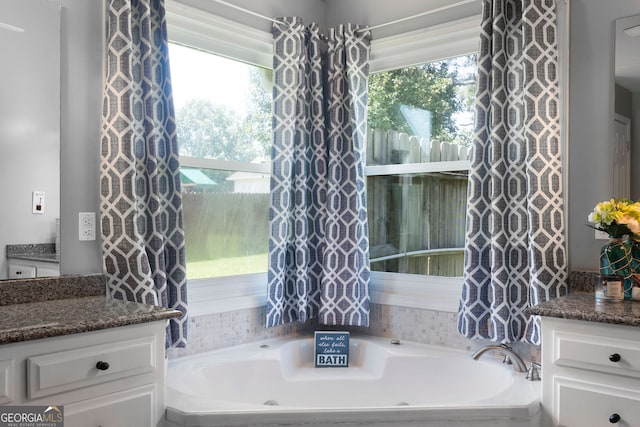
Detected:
left=266, top=18, right=371, bottom=327
left=100, top=0, right=188, bottom=348
left=458, top=0, right=568, bottom=345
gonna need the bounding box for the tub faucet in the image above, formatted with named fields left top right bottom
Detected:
left=471, top=343, right=527, bottom=373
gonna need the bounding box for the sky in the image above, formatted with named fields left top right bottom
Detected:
left=168, top=43, right=252, bottom=115
left=168, top=43, right=476, bottom=140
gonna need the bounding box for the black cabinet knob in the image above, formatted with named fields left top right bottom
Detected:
left=609, top=353, right=621, bottom=362
left=609, top=413, right=621, bottom=423
left=95, top=361, right=110, bottom=371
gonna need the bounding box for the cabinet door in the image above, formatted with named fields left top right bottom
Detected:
left=36, top=264, right=60, bottom=277
left=556, top=378, right=640, bottom=427
left=0, top=359, right=14, bottom=404
left=64, top=385, right=155, bottom=427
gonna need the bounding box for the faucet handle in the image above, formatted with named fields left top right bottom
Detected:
left=526, top=361, right=541, bottom=381
left=499, top=344, right=514, bottom=365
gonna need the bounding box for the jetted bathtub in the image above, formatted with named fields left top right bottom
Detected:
left=164, top=336, right=541, bottom=427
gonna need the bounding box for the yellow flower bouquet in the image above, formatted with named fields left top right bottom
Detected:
left=587, top=198, right=640, bottom=238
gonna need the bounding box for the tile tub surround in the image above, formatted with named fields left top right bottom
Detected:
left=170, top=271, right=603, bottom=360
left=169, top=303, right=541, bottom=364
left=167, top=305, right=314, bottom=359
left=0, top=273, right=105, bottom=305
left=345, top=304, right=541, bottom=365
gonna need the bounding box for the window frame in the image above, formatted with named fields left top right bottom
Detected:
left=166, top=0, right=481, bottom=315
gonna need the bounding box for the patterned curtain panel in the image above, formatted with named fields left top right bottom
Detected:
left=100, top=0, right=188, bottom=348
left=266, top=19, right=371, bottom=327
left=457, top=0, right=568, bottom=345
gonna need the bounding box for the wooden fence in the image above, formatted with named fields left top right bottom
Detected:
left=182, top=129, right=469, bottom=277
left=367, top=128, right=471, bottom=164
left=366, top=129, right=469, bottom=277
left=182, top=192, right=270, bottom=262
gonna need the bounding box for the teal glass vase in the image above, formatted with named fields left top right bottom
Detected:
left=630, top=237, right=640, bottom=274
left=599, top=237, right=633, bottom=300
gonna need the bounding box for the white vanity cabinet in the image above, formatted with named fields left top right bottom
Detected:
left=0, top=321, right=167, bottom=427
left=8, top=259, right=60, bottom=278
left=541, top=317, right=640, bottom=427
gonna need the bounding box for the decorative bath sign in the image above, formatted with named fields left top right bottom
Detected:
left=314, top=331, right=350, bottom=368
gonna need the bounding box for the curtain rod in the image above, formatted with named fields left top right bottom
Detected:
left=208, top=0, right=479, bottom=32
left=209, top=0, right=284, bottom=25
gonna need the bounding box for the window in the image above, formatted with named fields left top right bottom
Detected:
left=366, top=55, right=476, bottom=278
left=169, top=43, right=272, bottom=280
left=166, top=1, right=481, bottom=313
left=172, top=47, right=475, bottom=281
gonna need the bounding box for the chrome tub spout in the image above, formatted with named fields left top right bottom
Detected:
left=471, top=343, right=527, bottom=373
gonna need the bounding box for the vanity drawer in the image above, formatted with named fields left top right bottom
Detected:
left=556, top=377, right=640, bottom=427
left=27, top=336, right=156, bottom=399
left=553, top=330, right=640, bottom=378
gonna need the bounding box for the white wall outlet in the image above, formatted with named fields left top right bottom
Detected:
left=79, top=212, right=96, bottom=241
left=595, top=229, right=610, bottom=240
left=32, top=191, right=45, bottom=214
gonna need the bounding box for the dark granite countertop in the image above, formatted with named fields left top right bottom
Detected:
left=5, top=243, right=59, bottom=264
left=8, top=253, right=60, bottom=263
left=529, top=292, right=640, bottom=327
left=0, top=274, right=181, bottom=345
left=0, top=275, right=106, bottom=306
left=0, top=296, right=181, bottom=345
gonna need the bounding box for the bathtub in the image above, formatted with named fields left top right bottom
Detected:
left=164, top=335, right=541, bottom=427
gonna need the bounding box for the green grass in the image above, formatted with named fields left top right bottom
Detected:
left=186, top=253, right=268, bottom=279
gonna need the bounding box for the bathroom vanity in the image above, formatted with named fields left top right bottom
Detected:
left=6, top=244, right=61, bottom=279
left=531, top=293, right=640, bottom=427
left=0, top=275, right=180, bottom=427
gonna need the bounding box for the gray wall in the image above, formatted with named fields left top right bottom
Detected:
left=325, top=0, right=481, bottom=37
left=55, top=0, right=640, bottom=276
left=568, top=0, right=640, bottom=271
left=633, top=92, right=640, bottom=201
left=0, top=1, right=60, bottom=279
left=58, top=0, right=104, bottom=275
left=175, top=0, right=325, bottom=31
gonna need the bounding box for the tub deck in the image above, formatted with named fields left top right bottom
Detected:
left=164, top=336, right=541, bottom=427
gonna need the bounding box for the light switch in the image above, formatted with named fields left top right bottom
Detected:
left=32, top=191, right=45, bottom=214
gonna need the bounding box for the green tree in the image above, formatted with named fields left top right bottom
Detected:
left=176, top=68, right=272, bottom=163
left=242, top=67, right=273, bottom=157
left=175, top=100, right=233, bottom=190
left=176, top=99, right=250, bottom=160
left=368, top=57, right=471, bottom=142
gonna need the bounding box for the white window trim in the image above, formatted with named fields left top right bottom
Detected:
left=369, top=15, right=480, bottom=73
left=366, top=160, right=470, bottom=176
left=165, top=0, right=272, bottom=69
left=180, top=156, right=271, bottom=174
left=188, top=272, right=461, bottom=316
left=187, top=274, right=267, bottom=317
left=166, top=2, right=481, bottom=316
